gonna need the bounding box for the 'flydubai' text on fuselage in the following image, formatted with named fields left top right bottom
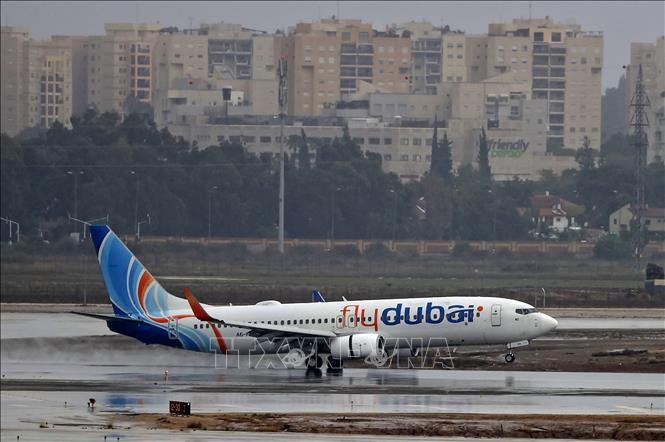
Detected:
left=341, top=302, right=483, bottom=331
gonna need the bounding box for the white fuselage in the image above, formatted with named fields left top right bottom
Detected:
left=165, top=296, right=558, bottom=354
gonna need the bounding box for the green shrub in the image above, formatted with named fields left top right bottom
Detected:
left=333, top=244, right=361, bottom=258
left=593, top=234, right=632, bottom=260
left=364, top=242, right=392, bottom=259
left=452, top=242, right=473, bottom=257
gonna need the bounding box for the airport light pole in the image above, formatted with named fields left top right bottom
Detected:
left=330, top=186, right=342, bottom=241
left=130, top=170, right=139, bottom=231
left=67, top=170, right=85, bottom=220
left=137, top=214, right=151, bottom=242
left=69, top=214, right=109, bottom=240
left=390, top=189, right=397, bottom=241
left=277, top=57, right=287, bottom=253
left=208, top=186, right=218, bottom=239
left=0, top=217, right=19, bottom=244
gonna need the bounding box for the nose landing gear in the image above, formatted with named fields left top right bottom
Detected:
left=504, top=352, right=515, bottom=363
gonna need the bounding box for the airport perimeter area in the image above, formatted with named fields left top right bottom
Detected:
left=1, top=306, right=663, bottom=440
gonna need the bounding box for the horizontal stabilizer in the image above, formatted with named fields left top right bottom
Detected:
left=70, top=311, right=143, bottom=323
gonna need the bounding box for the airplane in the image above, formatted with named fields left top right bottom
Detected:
left=74, top=225, right=558, bottom=375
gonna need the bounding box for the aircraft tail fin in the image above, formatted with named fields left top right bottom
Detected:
left=311, top=289, right=326, bottom=302
left=89, top=225, right=189, bottom=321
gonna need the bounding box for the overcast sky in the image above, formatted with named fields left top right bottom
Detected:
left=2, top=1, right=663, bottom=89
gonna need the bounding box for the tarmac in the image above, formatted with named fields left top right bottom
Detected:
left=1, top=309, right=664, bottom=440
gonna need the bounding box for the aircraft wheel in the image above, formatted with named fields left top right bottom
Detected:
left=505, top=353, right=515, bottom=363
left=306, top=355, right=323, bottom=369
left=305, top=367, right=322, bottom=377
left=326, top=356, right=344, bottom=375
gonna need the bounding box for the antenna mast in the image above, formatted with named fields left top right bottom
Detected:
left=629, top=64, right=650, bottom=269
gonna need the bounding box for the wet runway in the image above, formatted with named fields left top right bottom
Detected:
left=1, top=311, right=664, bottom=440
left=2, top=312, right=664, bottom=340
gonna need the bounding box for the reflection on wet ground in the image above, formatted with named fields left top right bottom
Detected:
left=1, top=311, right=664, bottom=440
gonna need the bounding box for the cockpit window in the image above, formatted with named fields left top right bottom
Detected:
left=515, top=308, right=538, bottom=315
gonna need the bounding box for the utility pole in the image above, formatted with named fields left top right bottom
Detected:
left=277, top=57, right=288, bottom=253
left=208, top=186, right=218, bottom=239
left=0, top=217, right=19, bottom=244
left=628, top=64, right=650, bottom=270
left=131, top=171, right=139, bottom=232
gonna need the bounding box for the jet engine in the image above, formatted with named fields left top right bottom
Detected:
left=330, top=333, right=385, bottom=359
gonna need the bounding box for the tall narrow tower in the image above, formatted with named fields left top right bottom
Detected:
left=629, top=64, right=650, bottom=267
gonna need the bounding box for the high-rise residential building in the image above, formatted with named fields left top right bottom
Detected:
left=468, top=17, right=603, bottom=151
left=83, top=23, right=161, bottom=115
left=152, top=23, right=280, bottom=125
left=283, top=19, right=411, bottom=117
left=1, top=26, right=31, bottom=136
left=626, top=36, right=665, bottom=162
left=397, top=21, right=467, bottom=95
left=1, top=26, right=72, bottom=135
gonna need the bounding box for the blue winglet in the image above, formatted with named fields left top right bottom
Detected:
left=312, top=289, right=326, bottom=303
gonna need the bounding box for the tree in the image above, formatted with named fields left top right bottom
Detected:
left=298, top=128, right=310, bottom=170
left=429, top=121, right=453, bottom=182
left=575, top=136, right=596, bottom=171
left=477, top=127, right=491, bottom=178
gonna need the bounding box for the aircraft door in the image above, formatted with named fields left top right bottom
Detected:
left=490, top=304, right=501, bottom=326
left=345, top=313, right=358, bottom=328
left=335, top=315, right=345, bottom=329
left=167, top=317, right=179, bottom=339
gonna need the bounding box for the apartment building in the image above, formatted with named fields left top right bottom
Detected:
left=626, top=36, right=665, bottom=162
left=283, top=19, right=410, bottom=117
left=82, top=23, right=162, bottom=115
left=467, top=17, right=603, bottom=151
left=1, top=26, right=72, bottom=135
left=395, top=21, right=466, bottom=95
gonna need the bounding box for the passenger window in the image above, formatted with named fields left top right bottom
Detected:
left=206, top=323, right=210, bottom=329
left=287, top=320, right=291, bottom=325
left=305, top=319, right=309, bottom=324
left=299, top=319, right=303, bottom=324
left=337, top=317, right=342, bottom=323
left=194, top=324, right=197, bottom=329
left=324, top=318, right=328, bottom=323
left=281, top=320, right=284, bottom=325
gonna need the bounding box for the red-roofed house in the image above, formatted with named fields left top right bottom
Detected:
left=530, top=192, right=585, bottom=233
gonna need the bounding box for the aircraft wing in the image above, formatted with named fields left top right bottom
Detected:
left=183, top=288, right=337, bottom=339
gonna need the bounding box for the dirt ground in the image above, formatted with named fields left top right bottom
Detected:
left=126, top=412, right=665, bottom=440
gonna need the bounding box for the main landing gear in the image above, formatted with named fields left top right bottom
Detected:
left=504, top=352, right=515, bottom=363
left=326, top=355, right=344, bottom=376
left=305, top=355, right=323, bottom=377
left=304, top=355, right=344, bottom=376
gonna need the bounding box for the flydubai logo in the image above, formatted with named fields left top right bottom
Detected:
left=340, top=303, right=483, bottom=330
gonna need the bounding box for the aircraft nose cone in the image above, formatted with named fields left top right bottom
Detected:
left=544, top=315, right=558, bottom=332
